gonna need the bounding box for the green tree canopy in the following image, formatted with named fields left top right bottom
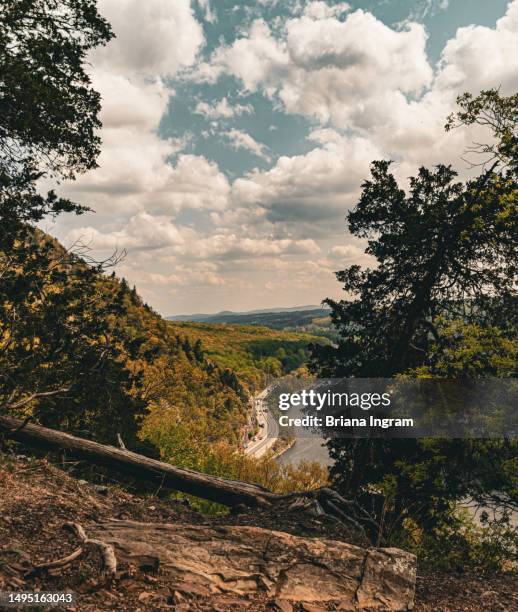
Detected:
left=311, top=89, right=518, bottom=545
left=312, top=158, right=516, bottom=377
left=0, top=1, right=118, bottom=420
left=0, top=0, right=113, bottom=232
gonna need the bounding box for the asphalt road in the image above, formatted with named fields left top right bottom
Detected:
left=244, top=387, right=277, bottom=458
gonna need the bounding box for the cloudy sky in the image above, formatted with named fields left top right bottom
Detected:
left=44, top=0, right=518, bottom=315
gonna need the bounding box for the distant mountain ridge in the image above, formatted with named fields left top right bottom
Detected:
left=166, top=305, right=336, bottom=340
left=166, top=305, right=328, bottom=322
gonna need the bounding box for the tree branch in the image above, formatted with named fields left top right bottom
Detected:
left=1, top=387, right=70, bottom=412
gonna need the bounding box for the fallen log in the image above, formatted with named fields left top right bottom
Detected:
left=0, top=414, right=274, bottom=507
left=0, top=414, right=377, bottom=537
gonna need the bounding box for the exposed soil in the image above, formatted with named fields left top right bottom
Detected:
left=0, top=454, right=516, bottom=611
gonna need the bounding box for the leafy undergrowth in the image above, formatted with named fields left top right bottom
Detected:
left=1, top=454, right=517, bottom=611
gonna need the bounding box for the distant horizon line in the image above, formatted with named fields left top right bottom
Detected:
left=166, top=303, right=330, bottom=319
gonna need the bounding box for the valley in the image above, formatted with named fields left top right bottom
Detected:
left=168, top=319, right=329, bottom=391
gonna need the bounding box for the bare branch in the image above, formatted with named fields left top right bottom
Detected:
left=1, top=387, right=71, bottom=412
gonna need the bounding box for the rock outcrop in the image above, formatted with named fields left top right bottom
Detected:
left=91, top=519, right=416, bottom=610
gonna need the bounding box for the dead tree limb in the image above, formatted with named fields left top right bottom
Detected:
left=27, top=547, right=83, bottom=576
left=26, top=523, right=117, bottom=578
left=0, top=414, right=276, bottom=507
left=0, top=414, right=377, bottom=538
left=65, top=523, right=117, bottom=577
left=0, top=388, right=70, bottom=412
left=116, top=433, right=126, bottom=450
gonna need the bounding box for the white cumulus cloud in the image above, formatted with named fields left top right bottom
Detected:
left=225, top=129, right=271, bottom=161
left=303, top=2, right=350, bottom=20
left=233, top=132, right=382, bottom=222
left=93, top=0, right=204, bottom=76
left=194, top=97, right=253, bottom=119
left=206, top=10, right=432, bottom=128
left=67, top=212, right=184, bottom=251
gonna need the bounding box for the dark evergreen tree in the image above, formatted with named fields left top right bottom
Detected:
left=0, top=0, right=112, bottom=232
left=311, top=90, right=518, bottom=540
left=182, top=338, right=193, bottom=360
left=193, top=339, right=204, bottom=363
left=0, top=1, right=144, bottom=445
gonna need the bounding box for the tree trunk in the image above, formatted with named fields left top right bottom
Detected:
left=0, top=414, right=274, bottom=508
left=0, top=414, right=378, bottom=540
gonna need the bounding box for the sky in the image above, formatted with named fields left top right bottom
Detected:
left=44, top=0, right=518, bottom=315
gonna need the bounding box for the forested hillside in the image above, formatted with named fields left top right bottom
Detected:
left=169, top=308, right=339, bottom=341
left=1, top=227, right=330, bottom=492
left=1, top=230, right=251, bottom=454
left=2, top=2, right=517, bottom=608
left=170, top=321, right=328, bottom=389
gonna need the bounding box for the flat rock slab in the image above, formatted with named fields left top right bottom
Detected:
left=91, top=520, right=416, bottom=610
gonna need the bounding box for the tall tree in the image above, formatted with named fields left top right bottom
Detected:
left=0, top=0, right=113, bottom=233
left=311, top=89, right=518, bottom=538
left=0, top=2, right=251, bottom=454
left=312, top=162, right=516, bottom=377
left=0, top=1, right=121, bottom=425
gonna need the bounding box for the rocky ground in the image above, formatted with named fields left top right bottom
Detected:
left=0, top=455, right=517, bottom=611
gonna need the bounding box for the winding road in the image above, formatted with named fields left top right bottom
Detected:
left=244, top=386, right=278, bottom=458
